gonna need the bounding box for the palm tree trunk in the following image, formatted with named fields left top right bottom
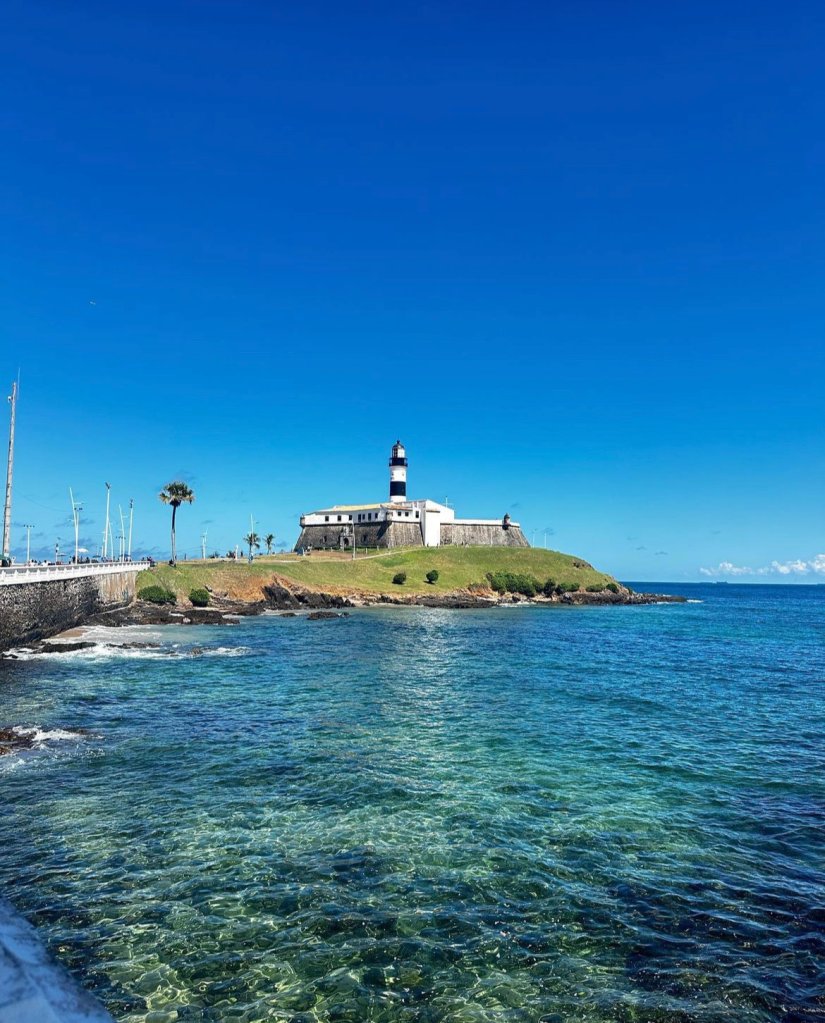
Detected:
left=171, top=504, right=177, bottom=564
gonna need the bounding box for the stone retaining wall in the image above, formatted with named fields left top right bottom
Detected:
left=0, top=571, right=138, bottom=651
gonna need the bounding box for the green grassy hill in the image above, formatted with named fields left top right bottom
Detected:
left=138, top=546, right=616, bottom=601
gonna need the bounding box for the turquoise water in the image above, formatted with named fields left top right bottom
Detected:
left=1, top=585, right=824, bottom=1022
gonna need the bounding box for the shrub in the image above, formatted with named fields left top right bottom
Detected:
left=189, top=587, right=210, bottom=607
left=425, top=569, right=439, bottom=584
left=606, top=582, right=620, bottom=594
left=392, top=572, right=407, bottom=585
left=555, top=581, right=579, bottom=594
left=586, top=584, right=603, bottom=593
left=488, top=571, right=540, bottom=597
left=542, top=578, right=556, bottom=597
left=138, top=584, right=176, bottom=605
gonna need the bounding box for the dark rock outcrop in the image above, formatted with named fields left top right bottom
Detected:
left=263, top=580, right=351, bottom=610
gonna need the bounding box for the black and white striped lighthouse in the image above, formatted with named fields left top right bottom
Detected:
left=389, top=440, right=408, bottom=503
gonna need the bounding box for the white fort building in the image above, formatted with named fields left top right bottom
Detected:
left=294, top=442, right=528, bottom=551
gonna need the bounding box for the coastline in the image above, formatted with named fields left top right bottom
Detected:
left=84, top=580, right=686, bottom=628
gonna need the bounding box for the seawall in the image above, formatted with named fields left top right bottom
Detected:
left=0, top=564, right=147, bottom=651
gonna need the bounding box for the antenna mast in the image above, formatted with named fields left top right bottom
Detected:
left=2, top=379, right=18, bottom=560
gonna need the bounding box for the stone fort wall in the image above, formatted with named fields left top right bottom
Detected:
left=0, top=570, right=138, bottom=651
left=294, top=521, right=528, bottom=550
left=294, top=521, right=424, bottom=551
left=442, top=523, right=529, bottom=547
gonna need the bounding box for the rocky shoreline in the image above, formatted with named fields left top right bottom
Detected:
left=76, top=581, right=684, bottom=628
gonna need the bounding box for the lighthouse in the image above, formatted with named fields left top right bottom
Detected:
left=389, top=440, right=408, bottom=503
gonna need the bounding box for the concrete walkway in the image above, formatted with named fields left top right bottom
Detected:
left=0, top=900, right=113, bottom=1022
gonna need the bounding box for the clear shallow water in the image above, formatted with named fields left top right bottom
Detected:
left=1, top=585, right=824, bottom=1023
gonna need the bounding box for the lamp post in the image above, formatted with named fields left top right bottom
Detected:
left=103, top=483, right=111, bottom=559
left=2, top=378, right=18, bottom=561
left=118, top=506, right=127, bottom=561
left=23, top=523, right=33, bottom=563
left=128, top=499, right=134, bottom=561
left=69, top=488, right=82, bottom=563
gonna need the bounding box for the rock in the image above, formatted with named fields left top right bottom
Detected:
left=307, top=611, right=350, bottom=620
left=86, top=603, right=245, bottom=628
left=38, top=640, right=97, bottom=654
left=263, top=579, right=351, bottom=610
left=0, top=726, right=92, bottom=757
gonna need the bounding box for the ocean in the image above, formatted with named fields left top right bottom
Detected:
left=1, top=584, right=823, bottom=1022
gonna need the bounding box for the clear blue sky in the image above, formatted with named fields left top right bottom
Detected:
left=2, top=1, right=823, bottom=579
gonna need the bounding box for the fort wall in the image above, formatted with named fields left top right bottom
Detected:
left=294, top=520, right=425, bottom=551
left=441, top=523, right=529, bottom=547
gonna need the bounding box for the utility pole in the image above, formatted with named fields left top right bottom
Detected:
left=2, top=379, right=18, bottom=561
left=24, top=523, right=32, bottom=563
left=201, top=529, right=208, bottom=560
left=103, top=482, right=111, bottom=559
left=119, top=506, right=126, bottom=561
left=128, top=499, right=134, bottom=560
left=69, top=488, right=82, bottom=562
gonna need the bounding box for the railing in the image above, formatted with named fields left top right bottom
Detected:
left=0, top=560, right=150, bottom=586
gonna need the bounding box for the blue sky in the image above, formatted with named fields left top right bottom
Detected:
left=1, top=1, right=822, bottom=579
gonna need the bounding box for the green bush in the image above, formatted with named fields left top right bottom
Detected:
left=425, top=569, right=439, bottom=584
left=189, top=588, right=210, bottom=607
left=488, top=571, right=541, bottom=597
left=555, top=581, right=579, bottom=594
left=606, top=582, right=620, bottom=594
left=392, top=572, right=407, bottom=585
left=586, top=584, right=603, bottom=593
left=138, top=584, right=176, bottom=605
left=542, top=578, right=556, bottom=596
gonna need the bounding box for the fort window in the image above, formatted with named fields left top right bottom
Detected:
left=324, top=516, right=329, bottom=522
left=337, top=515, right=342, bottom=522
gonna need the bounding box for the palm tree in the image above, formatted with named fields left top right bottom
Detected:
left=264, top=532, right=275, bottom=555
left=159, top=482, right=195, bottom=565
left=244, top=531, right=260, bottom=561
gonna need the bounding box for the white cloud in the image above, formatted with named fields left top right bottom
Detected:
left=700, top=554, right=825, bottom=578
left=699, top=561, right=753, bottom=577
left=770, top=559, right=809, bottom=575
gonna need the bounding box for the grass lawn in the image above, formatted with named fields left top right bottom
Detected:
left=138, top=546, right=616, bottom=600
